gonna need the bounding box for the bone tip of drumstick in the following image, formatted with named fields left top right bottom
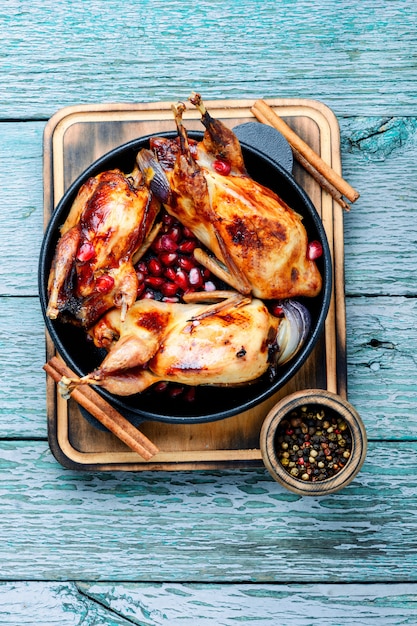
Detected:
left=57, top=376, right=73, bottom=400
left=45, top=358, right=161, bottom=460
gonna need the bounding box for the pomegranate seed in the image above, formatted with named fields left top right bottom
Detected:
left=148, top=258, right=163, bottom=276
left=136, top=261, right=148, bottom=274
left=162, top=213, right=175, bottom=227
left=166, top=226, right=182, bottom=243
left=160, top=252, right=178, bottom=267
left=143, top=290, right=155, bottom=299
left=145, top=275, right=165, bottom=289
left=183, top=387, right=196, bottom=402
left=213, top=159, right=231, bottom=175
left=178, top=256, right=196, bottom=271
left=152, top=238, right=164, bottom=253
left=182, top=226, right=194, bottom=239
left=178, top=240, right=196, bottom=254
left=136, top=270, right=146, bottom=283
left=162, top=296, right=180, bottom=303
left=169, top=385, right=184, bottom=398
left=154, top=381, right=169, bottom=392
left=164, top=267, right=177, bottom=282
left=76, top=241, right=95, bottom=262
left=189, top=267, right=203, bottom=288
left=204, top=281, right=217, bottom=292
left=160, top=234, right=178, bottom=252
left=95, top=274, right=114, bottom=293
left=174, top=269, right=189, bottom=290
left=137, top=283, right=146, bottom=298
left=307, top=240, right=323, bottom=260
left=161, top=281, right=178, bottom=297
left=271, top=303, right=285, bottom=318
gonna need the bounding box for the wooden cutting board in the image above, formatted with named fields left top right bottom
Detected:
left=43, top=98, right=347, bottom=471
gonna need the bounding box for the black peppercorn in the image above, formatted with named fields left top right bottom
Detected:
left=274, top=405, right=352, bottom=482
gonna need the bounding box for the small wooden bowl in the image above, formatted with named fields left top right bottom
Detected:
left=260, top=389, right=367, bottom=495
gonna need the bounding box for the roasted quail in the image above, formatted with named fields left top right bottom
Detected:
left=136, top=93, right=322, bottom=301
left=59, top=292, right=311, bottom=396
left=47, top=167, right=160, bottom=327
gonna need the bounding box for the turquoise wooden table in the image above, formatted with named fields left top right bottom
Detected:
left=2, top=0, right=417, bottom=623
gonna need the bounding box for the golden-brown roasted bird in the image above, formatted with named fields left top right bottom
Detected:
left=58, top=292, right=311, bottom=397
left=46, top=167, right=160, bottom=327
left=136, top=93, right=322, bottom=301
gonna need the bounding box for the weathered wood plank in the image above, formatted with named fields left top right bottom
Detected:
left=2, top=294, right=416, bottom=440
left=0, top=297, right=47, bottom=438
left=0, top=582, right=133, bottom=625
left=1, top=1, right=416, bottom=118
left=0, top=122, right=44, bottom=296
left=0, top=440, right=416, bottom=582
left=345, top=295, right=417, bottom=436
left=339, top=116, right=417, bottom=296
left=1, top=581, right=417, bottom=625
left=80, top=582, right=417, bottom=625
left=2, top=117, right=417, bottom=298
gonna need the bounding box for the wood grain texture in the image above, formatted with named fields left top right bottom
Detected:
left=2, top=117, right=417, bottom=298
left=0, top=122, right=44, bottom=296
left=1, top=581, right=417, bottom=625
left=0, top=297, right=47, bottom=438
left=339, top=117, right=417, bottom=297
left=1, top=1, right=416, bottom=119
left=2, top=0, right=417, bottom=607
left=0, top=440, right=416, bottom=582
left=3, top=295, right=416, bottom=441
left=346, top=296, right=417, bottom=436
left=0, top=582, right=133, bottom=625
left=77, top=582, right=417, bottom=625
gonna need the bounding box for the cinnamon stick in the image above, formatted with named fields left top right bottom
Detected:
left=251, top=99, right=360, bottom=207
left=291, top=147, right=351, bottom=211
left=44, top=357, right=159, bottom=460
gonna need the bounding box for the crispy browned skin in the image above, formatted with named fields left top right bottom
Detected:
left=80, top=295, right=280, bottom=395
left=47, top=168, right=160, bottom=327
left=148, top=97, right=322, bottom=300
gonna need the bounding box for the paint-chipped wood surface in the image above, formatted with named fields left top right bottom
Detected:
left=1, top=0, right=417, bottom=622
left=1, top=582, right=417, bottom=625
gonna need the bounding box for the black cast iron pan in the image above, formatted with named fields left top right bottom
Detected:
left=39, top=125, right=331, bottom=425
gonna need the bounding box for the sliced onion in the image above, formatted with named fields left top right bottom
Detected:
left=275, top=300, right=311, bottom=365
